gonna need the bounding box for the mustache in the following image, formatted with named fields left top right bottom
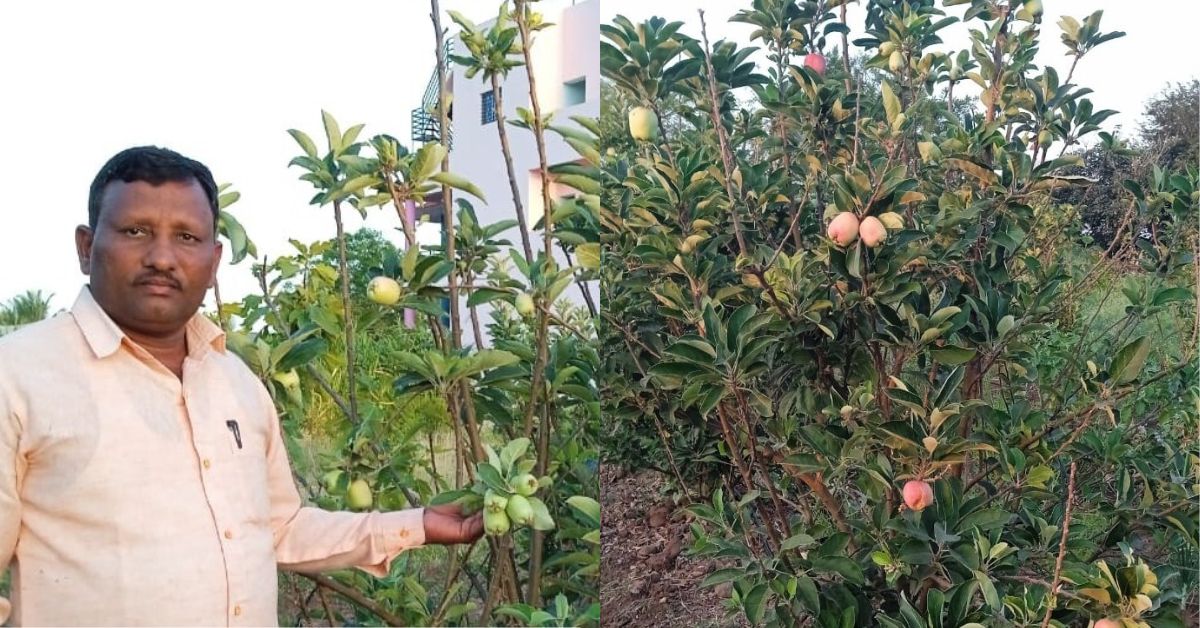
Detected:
left=135, top=273, right=182, bottom=289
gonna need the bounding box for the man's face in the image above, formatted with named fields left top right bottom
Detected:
left=75, top=179, right=222, bottom=338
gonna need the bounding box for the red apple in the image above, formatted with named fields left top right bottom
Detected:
left=827, top=212, right=860, bottom=247
left=902, top=480, right=934, bottom=511
left=859, top=216, right=888, bottom=248
left=804, top=53, right=827, bottom=76
left=1093, top=620, right=1121, bottom=628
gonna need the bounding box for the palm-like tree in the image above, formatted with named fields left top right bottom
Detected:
left=0, top=290, right=54, bottom=327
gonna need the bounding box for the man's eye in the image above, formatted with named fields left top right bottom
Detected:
left=123, top=227, right=148, bottom=237
left=180, top=233, right=199, bottom=242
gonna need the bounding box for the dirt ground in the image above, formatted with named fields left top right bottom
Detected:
left=600, top=464, right=747, bottom=628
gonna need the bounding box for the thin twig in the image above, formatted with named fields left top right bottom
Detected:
left=698, top=9, right=748, bottom=256
left=1041, top=461, right=1077, bottom=628
left=767, top=188, right=811, bottom=269
left=316, top=585, right=336, bottom=627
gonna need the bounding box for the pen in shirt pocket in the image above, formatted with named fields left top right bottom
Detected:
left=226, top=420, right=242, bottom=449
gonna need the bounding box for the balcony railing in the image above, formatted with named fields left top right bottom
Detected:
left=411, top=40, right=455, bottom=147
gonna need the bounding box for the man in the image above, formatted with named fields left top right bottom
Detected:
left=0, top=146, right=483, bottom=625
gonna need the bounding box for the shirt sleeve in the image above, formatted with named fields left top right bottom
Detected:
left=0, top=372, right=24, bottom=625
left=255, top=383, right=426, bottom=576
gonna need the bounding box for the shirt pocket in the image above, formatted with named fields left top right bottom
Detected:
left=223, top=418, right=271, bottom=525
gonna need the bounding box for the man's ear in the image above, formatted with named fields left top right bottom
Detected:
left=75, top=225, right=94, bottom=275
left=208, top=240, right=223, bottom=289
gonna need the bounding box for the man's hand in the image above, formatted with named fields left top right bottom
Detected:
left=423, top=503, right=484, bottom=545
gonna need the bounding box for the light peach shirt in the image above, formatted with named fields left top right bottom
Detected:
left=0, top=286, right=425, bottom=626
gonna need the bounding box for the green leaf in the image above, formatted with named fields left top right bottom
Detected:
left=566, top=495, right=600, bottom=527
left=527, top=496, right=556, bottom=531
left=930, top=345, right=976, bottom=365
left=929, top=306, right=961, bottom=327
left=467, top=287, right=511, bottom=307
left=899, top=540, right=933, bottom=565
left=217, top=190, right=240, bottom=210
left=1109, top=336, right=1151, bottom=385
left=847, top=244, right=862, bottom=279
left=744, top=583, right=768, bottom=626
left=430, top=171, right=487, bottom=201
left=957, top=508, right=1010, bottom=533
left=946, top=158, right=998, bottom=186
left=217, top=210, right=254, bottom=265
left=321, top=110, right=342, bottom=153
left=996, top=315, right=1015, bottom=337
left=553, top=173, right=602, bottom=195
left=308, top=304, right=341, bottom=337
left=575, top=242, right=600, bottom=270
left=430, top=488, right=473, bottom=506
left=782, top=453, right=825, bottom=474
left=412, top=143, right=448, bottom=182
left=973, top=571, right=1000, bottom=609
left=467, top=350, right=520, bottom=375
left=811, top=557, right=864, bottom=585
left=796, top=575, right=820, bottom=612
left=1152, top=287, right=1192, bottom=307
left=275, top=338, right=328, bottom=372
left=701, top=568, right=742, bottom=588
left=477, top=463, right=508, bottom=493
left=499, top=438, right=531, bottom=474
left=1025, top=465, right=1054, bottom=489
left=882, top=81, right=901, bottom=126
left=781, top=533, right=816, bottom=551
left=288, top=129, right=319, bottom=159
left=917, top=141, right=942, bottom=163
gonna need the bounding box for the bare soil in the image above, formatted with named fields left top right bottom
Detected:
left=600, top=464, right=747, bottom=628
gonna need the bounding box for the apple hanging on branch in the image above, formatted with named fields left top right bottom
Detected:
left=367, top=275, right=402, bottom=305
left=627, top=106, right=660, bottom=142
left=827, top=211, right=860, bottom=247
left=803, top=52, right=826, bottom=76
left=902, top=480, right=934, bottom=512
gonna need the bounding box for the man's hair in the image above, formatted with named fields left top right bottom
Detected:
left=87, top=146, right=220, bottom=230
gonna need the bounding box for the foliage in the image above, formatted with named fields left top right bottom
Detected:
left=0, top=290, right=54, bottom=326
left=601, top=1, right=1197, bottom=625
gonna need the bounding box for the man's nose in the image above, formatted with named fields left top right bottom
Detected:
left=143, top=235, right=179, bottom=271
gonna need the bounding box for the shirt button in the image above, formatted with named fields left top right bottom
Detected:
left=233, top=605, right=243, bottom=616
left=202, top=459, right=211, bottom=469
left=224, top=529, right=233, bottom=539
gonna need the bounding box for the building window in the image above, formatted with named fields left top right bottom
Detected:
left=563, top=77, right=586, bottom=106
left=481, top=91, right=497, bottom=124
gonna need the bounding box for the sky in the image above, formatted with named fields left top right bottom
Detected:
left=0, top=1, right=1194, bottom=315
left=0, top=0, right=577, bottom=315
left=601, top=1, right=1199, bottom=142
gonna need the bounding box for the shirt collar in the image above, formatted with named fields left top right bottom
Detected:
left=70, top=285, right=227, bottom=360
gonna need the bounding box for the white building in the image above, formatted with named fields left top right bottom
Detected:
left=411, top=0, right=599, bottom=346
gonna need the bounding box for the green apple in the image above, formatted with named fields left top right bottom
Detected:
left=274, top=369, right=300, bottom=389
left=347, top=479, right=373, bottom=510
left=484, top=489, right=508, bottom=514
left=367, top=276, right=402, bottom=306
left=484, top=510, right=511, bottom=536
left=627, top=106, right=659, bottom=141
left=321, top=470, right=342, bottom=493
left=515, top=292, right=535, bottom=317
left=505, top=494, right=534, bottom=526
left=512, top=473, right=539, bottom=497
